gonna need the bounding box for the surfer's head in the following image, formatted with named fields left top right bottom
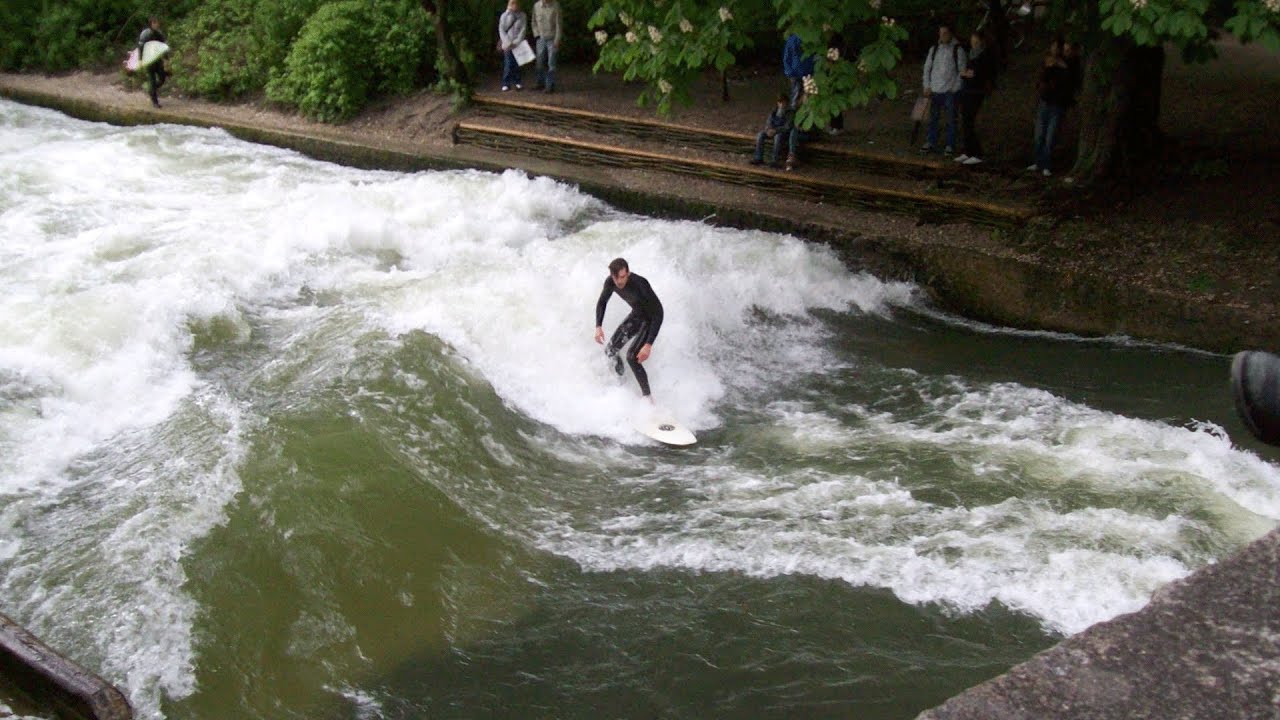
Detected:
left=609, top=258, right=630, bottom=289
left=148, top=16, right=161, bottom=29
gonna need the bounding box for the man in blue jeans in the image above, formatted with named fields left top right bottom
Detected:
left=532, top=0, right=561, bottom=92
left=921, top=22, right=967, bottom=155
left=497, top=0, right=527, bottom=91
left=750, top=94, right=794, bottom=167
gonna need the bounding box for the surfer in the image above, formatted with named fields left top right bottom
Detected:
left=594, top=258, right=664, bottom=400
left=137, top=16, right=168, bottom=108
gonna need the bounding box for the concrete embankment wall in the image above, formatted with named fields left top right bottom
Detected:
left=916, top=526, right=1280, bottom=720
left=0, top=612, right=131, bottom=720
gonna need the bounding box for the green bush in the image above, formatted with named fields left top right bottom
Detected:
left=265, top=0, right=432, bottom=122
left=170, top=0, right=325, bottom=100
left=0, top=0, right=143, bottom=71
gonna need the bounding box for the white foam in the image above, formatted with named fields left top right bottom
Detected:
left=533, top=382, right=1280, bottom=636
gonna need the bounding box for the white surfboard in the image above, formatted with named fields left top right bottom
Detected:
left=140, top=40, right=169, bottom=69
left=634, top=408, right=697, bottom=446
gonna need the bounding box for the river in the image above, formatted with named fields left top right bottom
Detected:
left=2, top=98, right=1277, bottom=720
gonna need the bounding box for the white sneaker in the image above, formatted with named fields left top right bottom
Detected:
left=501, top=85, right=510, bottom=92
left=1025, top=164, right=1039, bottom=172
left=1042, top=168, right=1052, bottom=177
left=963, top=156, right=983, bottom=165
left=955, top=154, right=970, bottom=163
left=515, top=83, right=523, bottom=90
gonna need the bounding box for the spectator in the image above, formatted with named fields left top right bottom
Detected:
left=750, top=94, right=794, bottom=167
left=497, top=0, right=528, bottom=92
left=1027, top=37, right=1072, bottom=176
left=532, top=0, right=561, bottom=93
left=137, top=16, right=168, bottom=108
left=956, top=30, right=998, bottom=165
left=784, top=94, right=816, bottom=171
left=783, top=32, right=815, bottom=109
left=921, top=22, right=966, bottom=155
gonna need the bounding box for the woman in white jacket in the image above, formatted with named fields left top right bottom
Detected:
left=497, top=0, right=528, bottom=91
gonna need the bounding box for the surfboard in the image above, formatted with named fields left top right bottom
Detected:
left=139, top=41, right=169, bottom=69
left=123, top=48, right=140, bottom=72
left=634, top=408, right=697, bottom=446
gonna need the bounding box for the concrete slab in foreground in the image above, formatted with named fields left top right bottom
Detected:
left=916, top=526, right=1280, bottom=720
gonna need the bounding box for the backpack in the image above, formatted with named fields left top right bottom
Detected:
left=927, top=42, right=963, bottom=75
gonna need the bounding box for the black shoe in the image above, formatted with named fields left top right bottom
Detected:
left=749, top=158, right=763, bottom=165
left=151, top=98, right=161, bottom=108
left=544, top=86, right=555, bottom=94
left=613, top=355, right=624, bottom=376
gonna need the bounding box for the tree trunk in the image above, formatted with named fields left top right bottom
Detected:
left=986, top=0, right=1011, bottom=68
left=421, top=0, right=470, bottom=91
left=1069, top=33, right=1164, bottom=186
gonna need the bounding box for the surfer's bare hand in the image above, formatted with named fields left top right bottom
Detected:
left=594, top=327, right=605, bottom=344
left=637, top=344, right=652, bottom=362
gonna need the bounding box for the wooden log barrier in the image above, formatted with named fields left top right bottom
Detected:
left=473, top=95, right=954, bottom=180
left=454, top=122, right=1033, bottom=228
left=0, top=612, right=132, bottom=720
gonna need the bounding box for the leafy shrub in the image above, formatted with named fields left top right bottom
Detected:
left=0, top=0, right=143, bottom=71
left=169, top=0, right=325, bottom=100
left=265, top=0, right=432, bottom=122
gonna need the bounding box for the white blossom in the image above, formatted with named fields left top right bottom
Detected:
left=827, top=47, right=840, bottom=61
left=625, top=30, right=638, bottom=43
left=680, top=18, right=694, bottom=33
left=719, top=6, right=733, bottom=22
left=619, top=11, right=632, bottom=26
left=658, top=78, right=673, bottom=94
left=648, top=25, right=663, bottom=43
left=1264, top=0, right=1278, bottom=11
left=802, top=74, right=818, bottom=96
left=869, top=0, right=882, bottom=9
left=595, top=30, right=609, bottom=45
left=1130, top=0, right=1148, bottom=8
left=881, top=16, right=896, bottom=26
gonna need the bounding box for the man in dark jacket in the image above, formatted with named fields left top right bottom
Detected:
left=594, top=258, right=664, bottom=399
left=1027, top=37, right=1072, bottom=176
left=782, top=32, right=815, bottom=109
left=137, top=16, right=167, bottom=108
left=957, top=30, right=999, bottom=165
left=751, top=94, right=795, bottom=167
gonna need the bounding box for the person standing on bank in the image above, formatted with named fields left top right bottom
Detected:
left=1027, top=37, right=1071, bottom=176
left=594, top=258, right=664, bottom=401
left=497, top=0, right=527, bottom=92
left=782, top=31, right=815, bottom=109
left=921, top=22, right=966, bottom=155
left=532, top=0, right=561, bottom=93
left=956, top=30, right=998, bottom=165
left=137, top=16, right=168, bottom=108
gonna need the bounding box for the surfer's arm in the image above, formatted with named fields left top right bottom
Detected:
left=594, top=279, right=613, bottom=329
left=636, top=277, right=664, bottom=345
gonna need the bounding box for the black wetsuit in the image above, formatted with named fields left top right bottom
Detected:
left=138, top=26, right=168, bottom=107
left=595, top=273, right=664, bottom=396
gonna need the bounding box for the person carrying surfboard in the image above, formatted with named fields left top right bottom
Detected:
left=594, top=258, right=664, bottom=401
left=137, top=16, right=168, bottom=108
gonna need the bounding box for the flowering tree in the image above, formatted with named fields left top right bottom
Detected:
left=587, top=0, right=907, bottom=125
left=1069, top=0, right=1280, bottom=184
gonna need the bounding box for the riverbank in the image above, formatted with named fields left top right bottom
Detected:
left=3, top=42, right=1279, bottom=353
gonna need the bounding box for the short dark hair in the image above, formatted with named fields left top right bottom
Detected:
left=608, top=258, right=629, bottom=276
left=776, top=93, right=789, bottom=104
